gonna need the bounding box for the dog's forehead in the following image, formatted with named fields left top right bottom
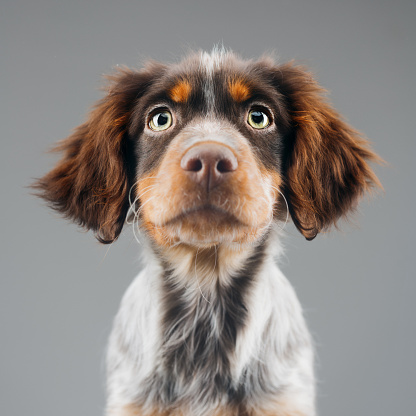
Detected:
left=173, top=49, right=248, bottom=79
left=156, top=51, right=274, bottom=111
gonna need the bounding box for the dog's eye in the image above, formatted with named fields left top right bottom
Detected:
left=247, top=110, right=270, bottom=129
left=149, top=111, right=172, bottom=131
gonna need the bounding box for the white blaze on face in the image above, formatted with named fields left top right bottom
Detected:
left=199, top=46, right=229, bottom=113
left=177, top=117, right=243, bottom=151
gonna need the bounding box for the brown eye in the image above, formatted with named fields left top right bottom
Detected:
left=247, top=110, right=270, bottom=129
left=149, top=111, right=172, bottom=131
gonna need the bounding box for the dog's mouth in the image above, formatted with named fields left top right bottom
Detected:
left=164, top=204, right=245, bottom=227
left=146, top=202, right=269, bottom=247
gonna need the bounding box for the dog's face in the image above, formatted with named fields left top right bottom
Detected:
left=134, top=54, right=290, bottom=248
left=35, top=50, right=380, bottom=248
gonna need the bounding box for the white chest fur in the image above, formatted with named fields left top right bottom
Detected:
left=106, top=247, right=316, bottom=416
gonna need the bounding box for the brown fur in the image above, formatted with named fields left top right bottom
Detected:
left=272, top=63, right=382, bottom=240
left=33, top=66, right=161, bottom=243
left=169, top=79, right=192, bottom=103
left=228, top=78, right=252, bottom=103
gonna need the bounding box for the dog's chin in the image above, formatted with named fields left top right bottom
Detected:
left=156, top=206, right=267, bottom=247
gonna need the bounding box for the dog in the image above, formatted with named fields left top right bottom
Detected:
left=35, top=48, right=381, bottom=416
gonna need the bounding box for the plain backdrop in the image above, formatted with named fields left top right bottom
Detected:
left=1, top=1, right=415, bottom=415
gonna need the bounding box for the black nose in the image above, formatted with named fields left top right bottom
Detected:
left=180, top=143, right=238, bottom=191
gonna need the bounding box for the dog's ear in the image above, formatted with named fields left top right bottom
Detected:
left=33, top=65, right=162, bottom=243
left=274, top=63, right=382, bottom=240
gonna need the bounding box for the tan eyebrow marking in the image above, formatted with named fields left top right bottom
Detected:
left=169, top=79, right=192, bottom=103
left=228, top=78, right=252, bottom=102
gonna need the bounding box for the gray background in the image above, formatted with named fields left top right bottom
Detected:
left=1, top=1, right=415, bottom=415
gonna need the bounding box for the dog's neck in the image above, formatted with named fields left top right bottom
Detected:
left=157, top=241, right=267, bottom=294
left=142, top=236, right=273, bottom=408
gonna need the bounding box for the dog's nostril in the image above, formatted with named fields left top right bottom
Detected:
left=216, top=158, right=236, bottom=173
left=185, top=158, right=203, bottom=172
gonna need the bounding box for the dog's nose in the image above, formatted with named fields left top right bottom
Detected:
left=180, top=143, right=238, bottom=191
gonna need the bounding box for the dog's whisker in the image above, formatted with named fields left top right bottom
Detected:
left=271, top=185, right=290, bottom=232
left=131, top=195, right=156, bottom=243
left=132, top=213, right=142, bottom=245
left=194, top=247, right=212, bottom=304
left=127, top=184, right=158, bottom=223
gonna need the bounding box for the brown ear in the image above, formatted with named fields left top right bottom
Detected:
left=33, top=65, right=161, bottom=243
left=275, top=63, right=382, bottom=240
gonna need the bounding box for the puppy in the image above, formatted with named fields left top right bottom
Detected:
left=35, top=49, right=381, bottom=416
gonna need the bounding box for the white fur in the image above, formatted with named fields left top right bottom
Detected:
left=199, top=46, right=229, bottom=112
left=106, top=233, right=316, bottom=415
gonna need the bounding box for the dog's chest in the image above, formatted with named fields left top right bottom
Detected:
left=145, top=273, right=253, bottom=405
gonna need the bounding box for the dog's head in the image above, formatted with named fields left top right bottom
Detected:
left=35, top=50, right=381, bottom=247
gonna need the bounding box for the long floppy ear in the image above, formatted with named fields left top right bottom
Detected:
left=274, top=63, right=382, bottom=240
left=33, top=65, right=162, bottom=243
